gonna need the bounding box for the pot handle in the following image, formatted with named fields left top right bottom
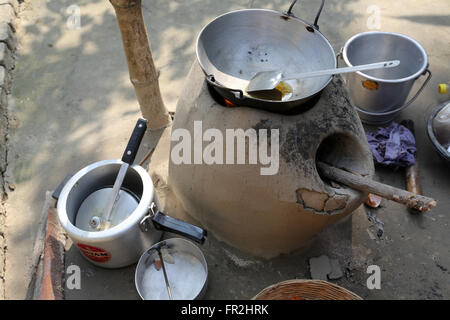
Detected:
left=52, top=174, right=74, bottom=201
left=121, top=118, right=148, bottom=165
left=140, top=203, right=207, bottom=244
left=151, top=212, right=207, bottom=244
left=287, top=0, right=325, bottom=30
left=206, top=74, right=244, bottom=100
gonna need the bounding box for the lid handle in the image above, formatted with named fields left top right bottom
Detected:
left=152, top=211, right=207, bottom=244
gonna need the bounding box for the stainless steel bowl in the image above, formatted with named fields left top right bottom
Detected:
left=427, top=101, right=450, bottom=165
left=135, top=238, right=208, bottom=300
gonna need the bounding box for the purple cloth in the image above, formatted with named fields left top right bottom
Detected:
left=366, top=122, right=416, bottom=167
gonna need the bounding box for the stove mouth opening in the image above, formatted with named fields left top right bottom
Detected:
left=315, top=133, right=369, bottom=189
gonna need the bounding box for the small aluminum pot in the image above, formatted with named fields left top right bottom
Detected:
left=57, top=160, right=206, bottom=268
left=135, top=238, right=208, bottom=300
left=342, top=32, right=432, bottom=124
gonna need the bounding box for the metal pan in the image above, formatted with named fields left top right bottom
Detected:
left=135, top=238, right=208, bottom=300
left=196, top=0, right=336, bottom=113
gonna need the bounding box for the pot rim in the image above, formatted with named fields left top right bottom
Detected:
left=427, top=101, right=450, bottom=160
left=135, top=238, right=209, bottom=300
left=195, top=8, right=336, bottom=103
left=57, top=159, right=154, bottom=241
left=342, top=31, right=428, bottom=84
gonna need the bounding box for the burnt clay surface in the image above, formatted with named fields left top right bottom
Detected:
left=167, top=61, right=374, bottom=257
left=254, top=77, right=361, bottom=167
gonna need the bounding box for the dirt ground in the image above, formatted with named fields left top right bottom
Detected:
left=2, top=0, right=449, bottom=299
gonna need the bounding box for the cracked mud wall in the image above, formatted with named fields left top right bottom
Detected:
left=0, top=0, right=17, bottom=299
left=0, top=77, right=7, bottom=300
left=0, top=85, right=6, bottom=298
left=0, top=84, right=9, bottom=300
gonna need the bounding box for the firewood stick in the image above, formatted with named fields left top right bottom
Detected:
left=138, top=147, right=155, bottom=166
left=406, top=163, right=421, bottom=194
left=401, top=120, right=422, bottom=195
left=317, top=162, right=437, bottom=212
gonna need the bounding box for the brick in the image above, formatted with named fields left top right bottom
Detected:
left=0, top=42, right=13, bottom=70
left=0, top=22, right=15, bottom=50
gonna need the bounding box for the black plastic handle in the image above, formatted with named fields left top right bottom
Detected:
left=121, top=118, right=148, bottom=165
left=52, top=174, right=74, bottom=200
left=152, top=212, right=207, bottom=244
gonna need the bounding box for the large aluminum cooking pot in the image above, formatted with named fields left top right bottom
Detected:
left=57, top=160, right=206, bottom=268
left=196, top=0, right=336, bottom=113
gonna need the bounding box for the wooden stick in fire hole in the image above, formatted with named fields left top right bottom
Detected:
left=317, top=162, right=437, bottom=213
left=110, top=0, right=171, bottom=130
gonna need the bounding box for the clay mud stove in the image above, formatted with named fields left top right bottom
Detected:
left=168, top=61, right=375, bottom=258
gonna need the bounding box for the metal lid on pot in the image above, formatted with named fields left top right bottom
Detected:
left=75, top=188, right=139, bottom=231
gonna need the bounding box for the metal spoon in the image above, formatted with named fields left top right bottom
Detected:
left=89, top=118, right=147, bottom=231
left=247, top=60, right=400, bottom=92
left=157, top=248, right=173, bottom=300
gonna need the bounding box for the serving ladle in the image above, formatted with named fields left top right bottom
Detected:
left=247, top=60, right=400, bottom=93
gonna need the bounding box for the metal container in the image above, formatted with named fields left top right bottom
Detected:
left=427, top=101, right=450, bottom=165
left=342, top=32, right=431, bottom=124
left=135, top=238, right=208, bottom=300
left=57, top=160, right=206, bottom=268
left=196, top=0, right=337, bottom=113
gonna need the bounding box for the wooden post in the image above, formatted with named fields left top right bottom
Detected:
left=110, top=0, right=171, bottom=130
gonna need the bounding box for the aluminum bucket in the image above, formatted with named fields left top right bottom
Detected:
left=342, top=32, right=432, bottom=125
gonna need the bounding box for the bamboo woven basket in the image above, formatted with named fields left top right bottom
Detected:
left=253, top=280, right=362, bottom=300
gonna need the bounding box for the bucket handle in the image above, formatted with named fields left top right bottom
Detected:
left=354, top=69, right=432, bottom=117
left=395, top=68, right=432, bottom=113
left=286, top=0, right=325, bottom=30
